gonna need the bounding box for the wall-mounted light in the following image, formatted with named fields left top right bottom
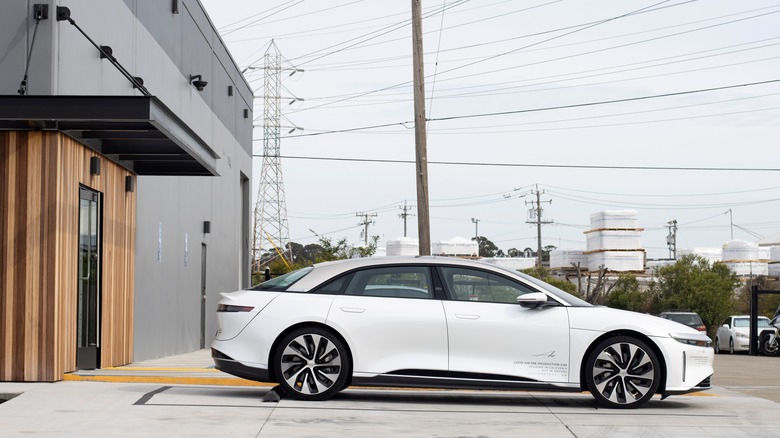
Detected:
left=228, top=85, right=233, bottom=96
left=90, top=156, right=101, bottom=176
left=172, top=0, right=179, bottom=14
left=133, top=77, right=144, bottom=90
left=190, top=74, right=208, bottom=91
left=125, top=175, right=135, bottom=192
left=203, top=221, right=211, bottom=234
left=243, top=109, right=249, bottom=119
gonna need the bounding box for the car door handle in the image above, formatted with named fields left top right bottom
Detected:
left=340, top=307, right=365, bottom=313
left=455, top=314, right=480, bottom=320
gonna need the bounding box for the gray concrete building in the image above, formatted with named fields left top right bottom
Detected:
left=0, top=0, right=252, bottom=380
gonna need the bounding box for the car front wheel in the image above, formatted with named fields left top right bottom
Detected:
left=273, top=327, right=351, bottom=401
left=760, top=333, right=779, bottom=357
left=585, top=336, right=661, bottom=409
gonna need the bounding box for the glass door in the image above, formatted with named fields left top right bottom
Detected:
left=77, top=186, right=101, bottom=370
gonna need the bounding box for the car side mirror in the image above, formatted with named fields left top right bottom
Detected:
left=517, top=292, right=549, bottom=309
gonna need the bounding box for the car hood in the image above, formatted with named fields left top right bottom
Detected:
left=567, top=306, right=708, bottom=340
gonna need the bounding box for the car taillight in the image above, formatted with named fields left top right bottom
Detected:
left=695, top=325, right=706, bottom=332
left=216, top=304, right=254, bottom=312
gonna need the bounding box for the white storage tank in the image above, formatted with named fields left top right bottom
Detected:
left=590, top=210, right=639, bottom=230
left=432, top=236, right=478, bottom=256
left=585, top=229, right=642, bottom=252
left=725, top=261, right=768, bottom=277
left=588, top=250, right=645, bottom=272
left=722, top=240, right=759, bottom=262
left=481, top=257, right=536, bottom=271
left=385, top=237, right=419, bottom=256
left=549, top=249, right=588, bottom=270
left=771, top=245, right=780, bottom=262
left=678, top=247, right=722, bottom=263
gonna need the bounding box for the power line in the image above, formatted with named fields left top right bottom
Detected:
left=255, top=154, right=780, bottom=173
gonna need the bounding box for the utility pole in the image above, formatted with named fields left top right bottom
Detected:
left=666, top=219, right=678, bottom=260
left=399, top=201, right=414, bottom=237
left=356, top=212, right=377, bottom=246
left=411, top=0, right=430, bottom=255
left=525, top=186, right=553, bottom=267
left=471, top=218, right=480, bottom=256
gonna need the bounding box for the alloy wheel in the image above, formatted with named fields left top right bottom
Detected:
left=586, top=337, right=660, bottom=409
left=274, top=328, right=350, bottom=400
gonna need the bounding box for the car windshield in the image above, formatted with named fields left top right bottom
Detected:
left=515, top=272, right=592, bottom=307
left=733, top=318, right=771, bottom=328
left=250, top=267, right=313, bottom=291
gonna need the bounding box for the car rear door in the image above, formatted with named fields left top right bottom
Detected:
left=438, top=266, right=571, bottom=383
left=325, top=265, right=448, bottom=374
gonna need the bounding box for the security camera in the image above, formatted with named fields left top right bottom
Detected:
left=189, top=75, right=208, bottom=91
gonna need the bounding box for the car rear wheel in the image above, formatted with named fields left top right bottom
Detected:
left=729, top=338, right=735, bottom=354
left=273, top=327, right=351, bottom=401
left=585, top=336, right=661, bottom=409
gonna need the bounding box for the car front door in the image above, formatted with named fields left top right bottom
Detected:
left=438, top=266, right=571, bottom=383
left=326, top=265, right=448, bottom=374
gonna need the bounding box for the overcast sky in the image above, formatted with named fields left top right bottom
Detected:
left=200, top=0, right=780, bottom=259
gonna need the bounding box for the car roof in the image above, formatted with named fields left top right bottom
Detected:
left=292, top=256, right=509, bottom=290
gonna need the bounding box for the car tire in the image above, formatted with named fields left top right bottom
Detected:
left=729, top=338, right=735, bottom=354
left=584, top=336, right=661, bottom=409
left=273, top=327, right=351, bottom=401
left=713, top=337, right=719, bottom=354
left=760, top=333, right=780, bottom=357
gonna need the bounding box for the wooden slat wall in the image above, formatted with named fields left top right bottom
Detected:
left=0, top=131, right=136, bottom=381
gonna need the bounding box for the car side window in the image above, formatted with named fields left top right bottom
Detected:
left=345, top=266, right=432, bottom=299
left=439, top=266, right=536, bottom=304
left=313, top=274, right=353, bottom=295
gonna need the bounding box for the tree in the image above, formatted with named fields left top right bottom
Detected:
left=649, top=255, right=740, bottom=334
left=522, top=265, right=580, bottom=296
left=472, top=236, right=499, bottom=257
left=605, top=274, right=648, bottom=312
left=735, top=275, right=780, bottom=318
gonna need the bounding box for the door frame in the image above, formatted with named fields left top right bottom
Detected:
left=76, top=185, right=103, bottom=370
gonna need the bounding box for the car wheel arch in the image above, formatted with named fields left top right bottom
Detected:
left=267, top=321, right=354, bottom=388
left=579, top=329, right=668, bottom=395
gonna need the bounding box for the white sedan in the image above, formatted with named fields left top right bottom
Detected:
left=714, top=315, right=772, bottom=354
left=212, top=257, right=713, bottom=409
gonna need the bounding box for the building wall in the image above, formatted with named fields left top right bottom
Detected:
left=0, top=131, right=136, bottom=381
left=1, top=1, right=252, bottom=363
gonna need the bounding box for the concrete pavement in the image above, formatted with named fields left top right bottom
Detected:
left=1, top=350, right=779, bottom=437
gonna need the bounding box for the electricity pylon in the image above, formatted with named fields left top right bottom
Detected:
left=253, top=41, right=291, bottom=272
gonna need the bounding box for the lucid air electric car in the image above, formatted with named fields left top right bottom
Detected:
left=211, top=257, right=713, bottom=409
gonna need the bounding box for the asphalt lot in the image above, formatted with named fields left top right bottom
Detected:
left=1, top=350, right=778, bottom=437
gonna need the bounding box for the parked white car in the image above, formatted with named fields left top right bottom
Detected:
left=714, top=315, right=773, bottom=354
left=212, top=257, right=713, bottom=409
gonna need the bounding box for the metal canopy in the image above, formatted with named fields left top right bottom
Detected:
left=0, top=95, right=219, bottom=176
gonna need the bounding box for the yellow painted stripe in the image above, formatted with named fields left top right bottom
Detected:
left=62, top=374, right=272, bottom=387
left=102, top=367, right=219, bottom=372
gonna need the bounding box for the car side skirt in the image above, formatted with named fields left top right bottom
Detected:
left=351, top=370, right=581, bottom=392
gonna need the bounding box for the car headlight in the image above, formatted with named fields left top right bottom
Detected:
left=671, top=333, right=711, bottom=347
left=736, top=332, right=749, bottom=339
